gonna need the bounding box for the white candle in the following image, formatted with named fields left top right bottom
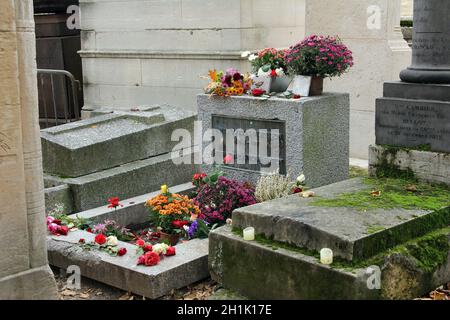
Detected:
left=320, top=248, right=333, bottom=265
left=243, top=227, right=255, bottom=241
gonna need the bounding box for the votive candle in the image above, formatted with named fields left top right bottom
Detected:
left=320, top=248, right=333, bottom=265
left=243, top=227, right=255, bottom=241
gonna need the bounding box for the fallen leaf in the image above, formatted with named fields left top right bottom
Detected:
left=61, top=289, right=77, bottom=297
left=90, top=125, right=97, bottom=129
left=96, top=291, right=103, bottom=296
left=79, top=293, right=90, bottom=299
left=371, top=190, right=381, bottom=197
left=405, top=184, right=417, bottom=192
left=301, top=191, right=315, bottom=198
left=430, top=291, right=447, bottom=300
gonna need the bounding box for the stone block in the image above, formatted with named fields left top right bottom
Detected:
left=209, top=225, right=450, bottom=300
left=232, top=178, right=450, bottom=261
left=369, top=144, right=450, bottom=186
left=209, top=226, right=380, bottom=300
left=198, top=93, right=350, bottom=187
left=41, top=105, right=195, bottom=177
left=44, top=183, right=74, bottom=214
left=376, top=83, right=450, bottom=153
left=45, top=149, right=198, bottom=212
left=48, top=230, right=209, bottom=299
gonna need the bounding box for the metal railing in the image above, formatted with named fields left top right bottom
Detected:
left=37, top=69, right=81, bottom=128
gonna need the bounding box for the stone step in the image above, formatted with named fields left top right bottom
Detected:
left=209, top=225, right=380, bottom=300
left=209, top=225, right=450, bottom=300
left=232, top=178, right=450, bottom=261
left=48, top=230, right=209, bottom=299
left=45, top=148, right=198, bottom=212
left=41, top=105, right=195, bottom=177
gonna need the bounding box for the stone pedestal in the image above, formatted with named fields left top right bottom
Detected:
left=197, top=93, right=350, bottom=188
left=400, top=0, right=450, bottom=84
left=0, top=0, right=57, bottom=299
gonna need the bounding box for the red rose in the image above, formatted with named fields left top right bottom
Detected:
left=59, top=225, right=69, bottom=236
left=144, top=244, right=153, bottom=252
left=293, top=187, right=303, bottom=194
left=193, top=173, right=200, bottom=180
left=117, top=248, right=127, bottom=256
left=144, top=252, right=160, bottom=266
left=87, top=228, right=93, bottom=233
left=252, top=89, right=266, bottom=97
left=293, top=94, right=301, bottom=99
left=270, top=69, right=277, bottom=77
left=107, top=197, right=122, bottom=209
left=53, top=219, right=62, bottom=226
left=165, top=246, right=176, bottom=256
left=136, top=239, right=145, bottom=247
left=172, top=220, right=189, bottom=229
left=95, top=233, right=107, bottom=245
left=137, top=255, right=146, bottom=265
left=78, top=238, right=85, bottom=244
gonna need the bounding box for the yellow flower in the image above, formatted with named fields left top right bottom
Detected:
left=161, top=185, right=168, bottom=194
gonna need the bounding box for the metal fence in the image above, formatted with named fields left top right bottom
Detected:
left=37, top=69, right=81, bottom=128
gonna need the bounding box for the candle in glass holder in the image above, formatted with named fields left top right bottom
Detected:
left=320, top=248, right=333, bottom=265
left=243, top=227, right=255, bottom=241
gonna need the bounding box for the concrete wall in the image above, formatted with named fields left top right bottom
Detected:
left=79, top=0, right=410, bottom=159
left=401, top=0, right=413, bottom=19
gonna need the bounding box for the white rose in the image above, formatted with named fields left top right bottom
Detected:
left=241, top=51, right=251, bottom=58
left=106, top=236, right=118, bottom=247
left=153, top=243, right=169, bottom=255
left=275, top=68, right=285, bottom=77
left=248, top=54, right=258, bottom=61
left=297, top=174, right=306, bottom=184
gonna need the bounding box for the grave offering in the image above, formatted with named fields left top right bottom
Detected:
left=47, top=182, right=211, bottom=299
left=41, top=105, right=198, bottom=212
left=198, top=93, right=350, bottom=187
left=371, top=0, right=450, bottom=185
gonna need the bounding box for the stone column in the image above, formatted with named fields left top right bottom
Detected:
left=400, top=0, right=450, bottom=83
left=0, top=0, right=57, bottom=299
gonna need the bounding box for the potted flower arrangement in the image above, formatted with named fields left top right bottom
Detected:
left=204, top=68, right=252, bottom=96
left=145, top=185, right=200, bottom=245
left=285, top=35, right=354, bottom=96
left=245, top=48, right=291, bottom=93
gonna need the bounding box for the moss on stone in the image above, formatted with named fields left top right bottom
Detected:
left=349, top=166, right=368, bottom=179
left=311, top=177, right=450, bottom=212
left=366, top=225, right=386, bottom=234
left=232, top=226, right=450, bottom=275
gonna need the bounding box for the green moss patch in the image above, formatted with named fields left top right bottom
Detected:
left=311, top=177, right=450, bottom=212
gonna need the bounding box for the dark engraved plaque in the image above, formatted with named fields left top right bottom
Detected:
left=375, top=98, right=450, bottom=153
left=211, top=115, right=286, bottom=174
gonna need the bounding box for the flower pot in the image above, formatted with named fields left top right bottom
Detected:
left=159, top=232, right=180, bottom=246
left=309, top=76, right=324, bottom=96
left=270, top=75, right=293, bottom=93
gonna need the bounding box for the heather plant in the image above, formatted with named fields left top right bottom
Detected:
left=285, top=35, right=354, bottom=78
left=193, top=176, right=257, bottom=224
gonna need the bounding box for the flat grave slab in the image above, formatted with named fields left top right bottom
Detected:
left=48, top=230, right=209, bottom=299
left=232, top=178, right=450, bottom=261
left=41, top=105, right=195, bottom=177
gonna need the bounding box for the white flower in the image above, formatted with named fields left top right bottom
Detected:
left=241, top=51, right=251, bottom=58
left=153, top=243, right=169, bottom=255
left=248, top=54, right=258, bottom=61
left=183, top=225, right=190, bottom=233
left=297, top=174, right=306, bottom=184
left=106, top=236, right=118, bottom=247
left=275, top=68, right=285, bottom=77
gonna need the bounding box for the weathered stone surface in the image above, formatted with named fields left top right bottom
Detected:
left=45, top=149, right=198, bottom=212
left=400, top=0, right=450, bottom=84
left=48, top=230, right=209, bottom=299
left=198, top=93, right=349, bottom=188
left=209, top=225, right=380, bottom=300
left=368, top=144, right=450, bottom=186
left=375, top=84, right=450, bottom=153
left=0, top=265, right=58, bottom=300
left=209, top=225, right=450, bottom=300
left=232, top=178, right=450, bottom=261
left=41, top=106, right=195, bottom=177
left=70, top=182, right=195, bottom=226
left=44, top=182, right=74, bottom=214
